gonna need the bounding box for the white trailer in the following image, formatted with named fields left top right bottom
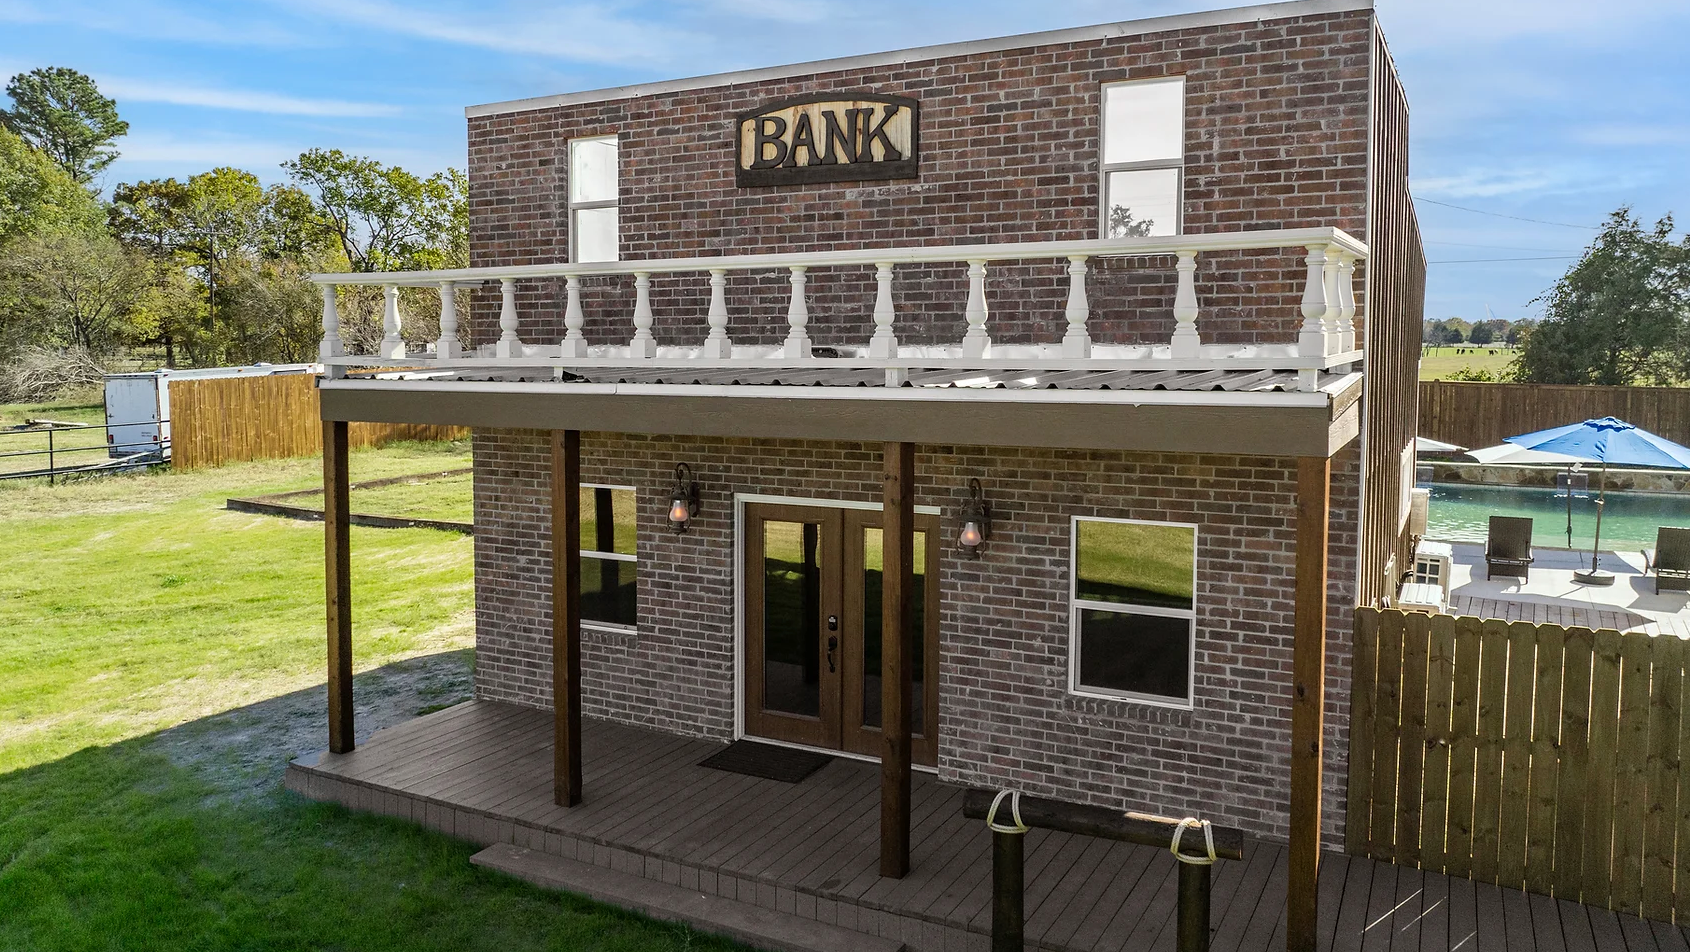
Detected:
left=103, top=364, right=316, bottom=460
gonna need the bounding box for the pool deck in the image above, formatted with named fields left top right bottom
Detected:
left=1439, top=542, right=1690, bottom=636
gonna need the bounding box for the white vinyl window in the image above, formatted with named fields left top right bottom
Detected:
left=580, top=483, right=637, bottom=630
left=569, top=136, right=619, bottom=263
left=1068, top=516, right=1197, bottom=708
left=1100, top=77, right=1185, bottom=238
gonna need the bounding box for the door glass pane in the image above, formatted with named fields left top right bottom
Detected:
left=859, top=527, right=926, bottom=735
left=762, top=520, right=822, bottom=718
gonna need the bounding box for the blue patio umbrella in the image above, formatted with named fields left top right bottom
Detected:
left=1506, top=416, right=1690, bottom=584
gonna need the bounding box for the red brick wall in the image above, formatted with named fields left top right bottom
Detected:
left=472, top=430, right=1360, bottom=845
left=465, top=9, right=1373, bottom=353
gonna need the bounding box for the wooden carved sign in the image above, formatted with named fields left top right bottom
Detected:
left=735, top=93, right=919, bottom=187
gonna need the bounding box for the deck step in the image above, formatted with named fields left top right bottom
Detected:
left=470, top=843, right=905, bottom=952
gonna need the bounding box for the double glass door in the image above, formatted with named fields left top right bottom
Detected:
left=742, top=503, right=940, bottom=765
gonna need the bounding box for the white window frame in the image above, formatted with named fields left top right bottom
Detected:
left=580, top=481, right=636, bottom=633
left=568, top=135, right=619, bottom=264
left=1067, top=514, right=1199, bottom=710
left=1098, top=76, right=1186, bottom=238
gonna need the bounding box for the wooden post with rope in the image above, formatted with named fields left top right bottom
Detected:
left=962, top=789, right=1244, bottom=952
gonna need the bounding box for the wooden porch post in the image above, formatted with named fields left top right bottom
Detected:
left=552, top=429, right=583, bottom=807
left=1289, top=455, right=1331, bottom=952
left=880, top=441, right=915, bottom=878
left=324, top=419, right=354, bottom=755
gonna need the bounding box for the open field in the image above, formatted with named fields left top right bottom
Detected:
left=1418, top=345, right=1518, bottom=381
left=0, top=438, right=745, bottom=951
left=0, top=394, right=110, bottom=476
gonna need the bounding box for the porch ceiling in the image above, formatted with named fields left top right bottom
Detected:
left=318, top=369, right=1361, bottom=458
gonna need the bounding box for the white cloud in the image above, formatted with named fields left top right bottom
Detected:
left=101, top=77, right=402, bottom=118
left=0, top=0, right=313, bottom=47
left=698, top=0, right=839, bottom=25
left=279, top=0, right=708, bottom=68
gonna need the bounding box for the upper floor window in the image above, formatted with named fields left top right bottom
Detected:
left=569, top=136, right=619, bottom=262
left=1100, top=77, right=1184, bottom=238
left=1068, top=516, right=1197, bottom=708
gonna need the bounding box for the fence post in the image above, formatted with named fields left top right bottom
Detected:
left=1178, top=862, right=1211, bottom=952
left=47, top=428, right=55, bottom=485
left=991, top=827, right=1023, bottom=952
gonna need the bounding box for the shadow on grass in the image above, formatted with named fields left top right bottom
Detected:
left=0, top=651, right=749, bottom=952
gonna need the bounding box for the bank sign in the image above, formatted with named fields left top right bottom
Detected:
left=735, top=93, right=919, bottom=187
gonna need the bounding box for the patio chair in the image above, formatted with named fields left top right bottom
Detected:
left=1643, top=527, right=1690, bottom=594
left=1485, top=516, right=1534, bottom=581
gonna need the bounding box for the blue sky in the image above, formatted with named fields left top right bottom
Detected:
left=2, top=0, right=1686, bottom=323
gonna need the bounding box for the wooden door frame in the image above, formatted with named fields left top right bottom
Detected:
left=733, top=494, right=943, bottom=763
left=840, top=508, right=942, bottom=766
left=742, top=502, right=846, bottom=750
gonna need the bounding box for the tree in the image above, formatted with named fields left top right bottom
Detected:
left=1468, top=321, right=1494, bottom=346
left=0, top=227, right=150, bottom=356
left=1, top=68, right=128, bottom=185
left=0, top=127, right=101, bottom=246
left=283, top=149, right=467, bottom=272
left=1107, top=206, right=1155, bottom=239
left=1513, top=209, right=1689, bottom=385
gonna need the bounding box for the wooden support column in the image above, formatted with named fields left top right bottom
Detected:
left=880, top=440, right=915, bottom=878
left=552, top=429, right=583, bottom=807
left=1289, top=455, right=1331, bottom=952
left=324, top=419, right=354, bottom=754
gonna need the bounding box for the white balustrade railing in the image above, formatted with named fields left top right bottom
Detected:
left=310, top=227, right=1367, bottom=390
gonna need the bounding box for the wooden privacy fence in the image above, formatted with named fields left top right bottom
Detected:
left=170, top=374, right=466, bottom=469
left=1419, top=380, right=1690, bottom=450
left=1347, top=608, right=1690, bottom=923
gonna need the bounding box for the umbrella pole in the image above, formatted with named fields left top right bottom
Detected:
left=1566, top=465, right=1573, bottom=548
left=1575, top=462, right=1615, bottom=585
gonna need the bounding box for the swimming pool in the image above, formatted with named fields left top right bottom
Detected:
left=1426, top=483, right=1690, bottom=551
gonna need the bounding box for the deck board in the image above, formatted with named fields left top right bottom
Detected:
left=287, top=699, right=1671, bottom=952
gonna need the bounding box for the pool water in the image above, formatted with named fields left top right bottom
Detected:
left=1426, top=483, right=1690, bottom=552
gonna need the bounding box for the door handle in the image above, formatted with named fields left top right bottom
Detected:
left=827, top=635, right=838, bottom=673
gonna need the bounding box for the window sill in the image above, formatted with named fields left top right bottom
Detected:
left=1062, top=691, right=1195, bottom=727
left=582, top=624, right=638, bottom=647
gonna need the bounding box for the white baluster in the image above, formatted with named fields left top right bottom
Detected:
left=702, top=269, right=732, bottom=359
left=961, top=260, right=990, bottom=359
left=1170, top=251, right=1202, bottom=360
left=1298, top=244, right=1328, bottom=359
left=1338, top=253, right=1358, bottom=353
left=1321, top=243, right=1344, bottom=357
left=783, top=266, right=811, bottom=359
left=435, top=282, right=460, bottom=359
left=630, top=272, right=656, bottom=358
left=869, top=263, right=898, bottom=360
left=560, top=276, right=588, bottom=358
left=1062, top=256, right=1091, bottom=359
left=496, top=278, right=521, bottom=359
left=380, top=284, right=406, bottom=359
left=318, top=284, right=344, bottom=359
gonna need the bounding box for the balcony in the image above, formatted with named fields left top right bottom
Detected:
left=313, top=227, right=1367, bottom=392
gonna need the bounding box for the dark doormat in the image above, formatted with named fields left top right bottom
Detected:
left=699, top=740, right=833, bottom=783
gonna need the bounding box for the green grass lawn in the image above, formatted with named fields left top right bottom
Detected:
left=0, top=435, right=745, bottom=952
left=1419, top=345, right=1519, bottom=381
left=0, top=392, right=110, bottom=476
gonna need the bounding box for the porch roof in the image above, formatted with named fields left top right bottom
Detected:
left=319, top=368, right=1361, bottom=457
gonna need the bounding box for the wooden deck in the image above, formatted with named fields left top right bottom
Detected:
left=285, top=700, right=1690, bottom=952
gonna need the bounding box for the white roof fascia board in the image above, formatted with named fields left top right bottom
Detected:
left=465, top=0, right=1375, bottom=119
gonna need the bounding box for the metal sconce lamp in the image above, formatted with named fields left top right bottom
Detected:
left=667, top=463, right=700, bottom=533
left=958, top=477, right=991, bottom=558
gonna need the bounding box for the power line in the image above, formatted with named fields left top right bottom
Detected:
left=1414, top=197, right=1602, bottom=230
left=1427, top=255, right=1579, bottom=264
left=1425, top=239, right=1581, bottom=253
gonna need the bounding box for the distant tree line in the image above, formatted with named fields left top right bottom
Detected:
left=0, top=67, right=467, bottom=397
left=1422, top=316, right=1526, bottom=348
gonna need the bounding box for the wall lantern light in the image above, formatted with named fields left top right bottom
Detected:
left=958, top=477, right=992, bottom=558
left=667, top=463, right=700, bottom=533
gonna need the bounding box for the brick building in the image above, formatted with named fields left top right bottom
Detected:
left=290, top=1, right=1424, bottom=948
